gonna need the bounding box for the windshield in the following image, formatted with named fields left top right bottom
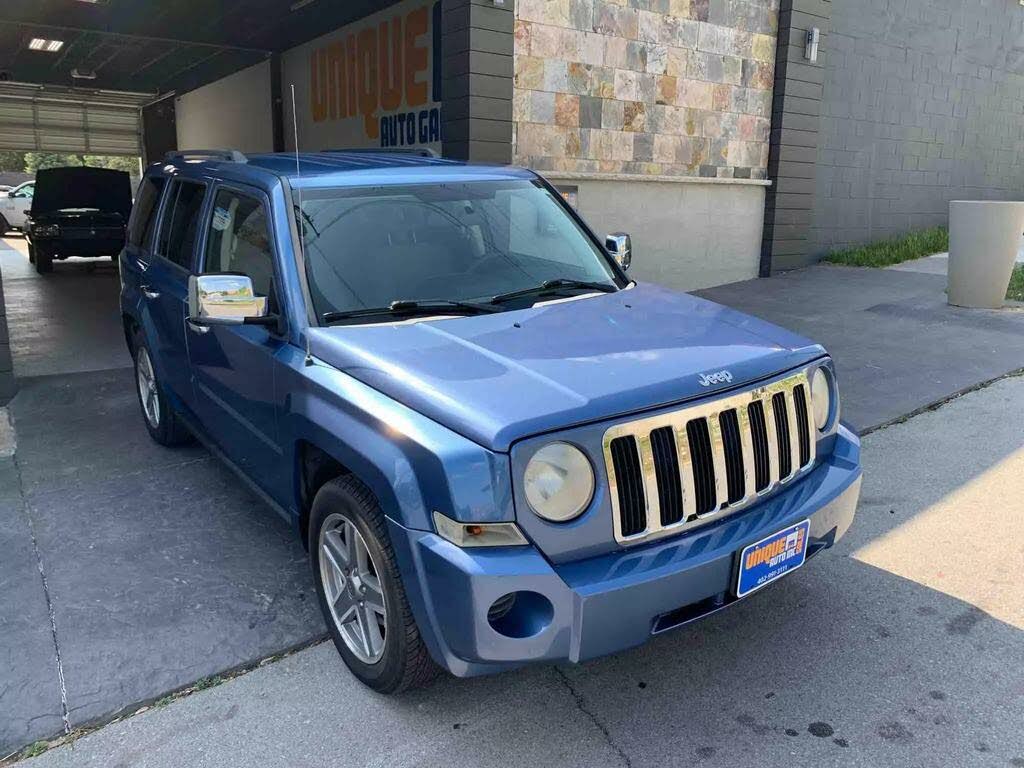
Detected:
left=293, top=179, right=620, bottom=320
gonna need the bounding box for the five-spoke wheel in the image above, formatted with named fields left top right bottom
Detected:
left=319, top=513, right=388, bottom=664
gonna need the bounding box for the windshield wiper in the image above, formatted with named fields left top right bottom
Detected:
left=323, top=299, right=499, bottom=325
left=490, top=279, right=617, bottom=305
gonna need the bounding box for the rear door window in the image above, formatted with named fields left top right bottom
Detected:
left=156, top=180, right=207, bottom=270
left=128, top=176, right=166, bottom=248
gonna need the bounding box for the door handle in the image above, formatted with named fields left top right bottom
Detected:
left=140, top=285, right=160, bottom=300
left=186, top=320, right=210, bottom=334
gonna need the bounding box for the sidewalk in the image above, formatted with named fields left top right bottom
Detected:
left=17, top=375, right=1024, bottom=768
left=697, top=263, right=1024, bottom=432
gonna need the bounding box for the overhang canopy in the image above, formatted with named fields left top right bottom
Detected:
left=0, top=0, right=390, bottom=95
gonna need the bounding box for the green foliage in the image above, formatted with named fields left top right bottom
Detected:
left=0, top=150, right=28, bottom=172
left=22, top=152, right=141, bottom=176
left=824, top=227, right=949, bottom=268
left=1007, top=265, right=1024, bottom=302
left=19, top=740, right=51, bottom=759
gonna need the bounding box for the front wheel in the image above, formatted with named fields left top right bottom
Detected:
left=132, top=333, right=192, bottom=446
left=34, top=245, right=52, bottom=274
left=310, top=476, right=438, bottom=693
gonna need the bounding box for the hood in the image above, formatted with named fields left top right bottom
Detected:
left=308, top=283, right=825, bottom=451
left=31, top=167, right=132, bottom=219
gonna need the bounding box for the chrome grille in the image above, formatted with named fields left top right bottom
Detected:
left=603, top=372, right=816, bottom=545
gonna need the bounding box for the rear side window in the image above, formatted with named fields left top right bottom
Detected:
left=128, top=176, right=166, bottom=248
left=157, top=180, right=206, bottom=270
left=203, top=189, right=275, bottom=298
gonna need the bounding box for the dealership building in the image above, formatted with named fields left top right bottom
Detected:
left=1, top=0, right=1022, bottom=289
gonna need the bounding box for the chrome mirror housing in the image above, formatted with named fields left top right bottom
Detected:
left=606, top=232, right=632, bottom=271
left=188, top=274, right=267, bottom=325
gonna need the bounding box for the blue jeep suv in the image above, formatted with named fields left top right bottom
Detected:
left=120, top=149, right=862, bottom=693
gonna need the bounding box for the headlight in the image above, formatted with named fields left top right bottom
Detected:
left=809, top=367, right=832, bottom=432
left=524, top=442, right=594, bottom=522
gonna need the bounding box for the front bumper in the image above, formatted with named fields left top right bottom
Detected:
left=390, top=423, right=862, bottom=677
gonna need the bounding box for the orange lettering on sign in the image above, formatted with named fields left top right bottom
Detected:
left=308, top=4, right=432, bottom=136
left=356, top=27, right=379, bottom=138
left=379, top=18, right=403, bottom=111
left=403, top=6, right=428, bottom=107
left=327, top=40, right=346, bottom=119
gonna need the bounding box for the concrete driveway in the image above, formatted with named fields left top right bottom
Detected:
left=17, top=375, right=1024, bottom=768
left=2, top=233, right=1024, bottom=762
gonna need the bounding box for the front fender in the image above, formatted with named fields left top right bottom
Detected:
left=278, top=345, right=514, bottom=531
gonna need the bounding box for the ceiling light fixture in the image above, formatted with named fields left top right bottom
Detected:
left=28, top=38, right=65, bottom=52
left=289, top=0, right=317, bottom=10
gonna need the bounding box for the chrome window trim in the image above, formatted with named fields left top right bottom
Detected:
left=602, top=371, right=816, bottom=546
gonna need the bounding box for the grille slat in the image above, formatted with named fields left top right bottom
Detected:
left=605, top=373, right=817, bottom=545
left=771, top=391, right=792, bottom=479
left=747, top=400, right=771, bottom=492
left=718, top=410, right=746, bottom=505
left=686, top=418, right=716, bottom=516
left=793, top=384, right=812, bottom=468
left=610, top=436, right=646, bottom=537
left=650, top=427, right=685, bottom=526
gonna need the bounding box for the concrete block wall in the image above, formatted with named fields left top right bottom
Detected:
left=811, top=0, right=1024, bottom=255
left=512, top=0, right=779, bottom=179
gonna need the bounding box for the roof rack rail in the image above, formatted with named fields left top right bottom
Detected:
left=164, top=149, right=248, bottom=163
left=320, top=147, right=439, bottom=159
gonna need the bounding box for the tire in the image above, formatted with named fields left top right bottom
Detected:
left=34, top=246, right=53, bottom=274
left=0, top=215, right=8, bottom=235
left=27, top=243, right=35, bottom=264
left=310, top=475, right=438, bottom=694
left=131, top=332, right=192, bottom=446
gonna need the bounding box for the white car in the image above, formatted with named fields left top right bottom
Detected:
left=0, top=181, right=35, bottom=232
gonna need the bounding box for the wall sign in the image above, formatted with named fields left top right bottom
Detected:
left=283, top=0, right=442, bottom=152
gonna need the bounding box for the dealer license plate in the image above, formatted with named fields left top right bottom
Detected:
left=735, top=520, right=810, bottom=598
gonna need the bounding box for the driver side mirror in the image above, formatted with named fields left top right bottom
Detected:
left=606, top=232, right=632, bottom=271
left=188, top=274, right=274, bottom=327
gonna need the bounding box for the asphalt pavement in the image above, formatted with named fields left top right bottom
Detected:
left=17, top=374, right=1024, bottom=768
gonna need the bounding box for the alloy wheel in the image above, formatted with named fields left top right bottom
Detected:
left=319, top=513, right=388, bottom=664
left=136, top=348, right=160, bottom=428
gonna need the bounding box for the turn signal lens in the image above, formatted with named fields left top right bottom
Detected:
left=432, top=511, right=528, bottom=548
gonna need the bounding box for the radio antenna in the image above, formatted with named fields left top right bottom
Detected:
left=290, top=83, right=314, bottom=367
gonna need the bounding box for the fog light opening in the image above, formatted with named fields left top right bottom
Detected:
left=486, top=591, right=553, bottom=639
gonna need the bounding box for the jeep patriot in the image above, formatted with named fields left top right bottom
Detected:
left=120, top=149, right=862, bottom=692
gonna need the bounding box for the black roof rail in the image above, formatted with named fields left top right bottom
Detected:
left=319, top=147, right=439, bottom=159
left=164, top=149, right=248, bottom=163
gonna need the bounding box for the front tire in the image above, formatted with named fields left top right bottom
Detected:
left=310, top=476, right=438, bottom=694
left=34, top=245, right=52, bottom=274
left=132, top=332, right=191, bottom=446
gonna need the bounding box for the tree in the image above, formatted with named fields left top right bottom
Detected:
left=24, top=152, right=85, bottom=173
left=0, top=151, right=27, bottom=172
left=23, top=151, right=141, bottom=178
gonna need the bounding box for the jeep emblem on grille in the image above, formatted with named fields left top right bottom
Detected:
left=698, top=370, right=733, bottom=387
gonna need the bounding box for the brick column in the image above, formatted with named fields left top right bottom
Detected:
left=440, top=0, right=514, bottom=162
left=760, top=0, right=831, bottom=274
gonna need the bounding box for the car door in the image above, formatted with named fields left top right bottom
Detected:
left=144, top=178, right=209, bottom=411
left=186, top=184, right=287, bottom=495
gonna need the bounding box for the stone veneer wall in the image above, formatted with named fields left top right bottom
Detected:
left=512, top=0, right=779, bottom=179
